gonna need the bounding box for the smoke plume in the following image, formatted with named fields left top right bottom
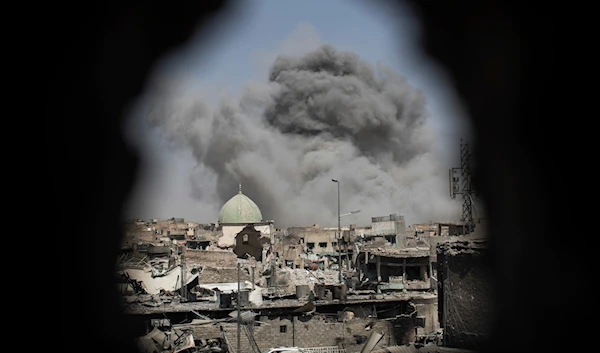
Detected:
left=145, top=44, right=459, bottom=227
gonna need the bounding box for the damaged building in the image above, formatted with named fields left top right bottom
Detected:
left=120, top=183, right=483, bottom=353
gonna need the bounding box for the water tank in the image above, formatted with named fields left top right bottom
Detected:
left=295, top=285, right=311, bottom=299
left=333, top=284, right=347, bottom=300
left=324, top=289, right=333, bottom=301
left=219, top=292, right=232, bottom=309
left=315, top=284, right=326, bottom=300
left=238, top=289, right=250, bottom=307
left=249, top=288, right=263, bottom=306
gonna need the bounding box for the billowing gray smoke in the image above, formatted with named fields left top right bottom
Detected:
left=266, top=45, right=427, bottom=167
left=146, top=44, right=458, bottom=227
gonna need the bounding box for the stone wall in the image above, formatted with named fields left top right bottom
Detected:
left=197, top=267, right=251, bottom=284
left=185, top=250, right=238, bottom=268
left=188, top=316, right=415, bottom=353
left=371, top=220, right=405, bottom=236
left=184, top=250, right=250, bottom=284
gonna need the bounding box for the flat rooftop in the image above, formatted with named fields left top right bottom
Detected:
left=122, top=291, right=437, bottom=315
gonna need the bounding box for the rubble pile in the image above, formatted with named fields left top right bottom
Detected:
left=119, top=215, right=483, bottom=350
left=122, top=292, right=183, bottom=306
left=136, top=327, right=195, bottom=353
left=284, top=268, right=340, bottom=290
left=194, top=338, right=224, bottom=353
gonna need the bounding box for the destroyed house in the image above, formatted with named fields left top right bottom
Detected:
left=357, top=245, right=432, bottom=292
left=413, top=222, right=466, bottom=236
left=185, top=239, right=210, bottom=250
left=354, top=214, right=407, bottom=247
left=298, top=228, right=350, bottom=256
left=116, top=214, right=476, bottom=353
left=272, top=233, right=306, bottom=269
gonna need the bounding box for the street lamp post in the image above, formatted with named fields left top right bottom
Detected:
left=340, top=209, right=361, bottom=272
left=332, top=179, right=361, bottom=284
left=332, top=179, right=342, bottom=283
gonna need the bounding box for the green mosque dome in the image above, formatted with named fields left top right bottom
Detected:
left=218, top=183, right=263, bottom=224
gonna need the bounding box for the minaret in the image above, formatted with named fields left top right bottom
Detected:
left=239, top=182, right=242, bottom=194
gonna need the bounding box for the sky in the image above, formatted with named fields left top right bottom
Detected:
left=122, top=0, right=478, bottom=227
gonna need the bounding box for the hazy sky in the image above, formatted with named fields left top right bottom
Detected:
left=123, top=0, right=475, bottom=226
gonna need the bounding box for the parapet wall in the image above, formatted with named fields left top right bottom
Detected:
left=185, top=249, right=238, bottom=268
left=184, top=316, right=412, bottom=352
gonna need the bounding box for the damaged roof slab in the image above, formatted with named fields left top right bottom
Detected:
left=122, top=291, right=437, bottom=315
left=361, top=247, right=431, bottom=258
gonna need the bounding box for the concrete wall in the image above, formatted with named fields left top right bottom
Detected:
left=414, top=223, right=465, bottom=236
left=273, top=243, right=305, bottom=265
left=371, top=220, right=406, bottom=236
left=412, top=297, right=439, bottom=336
left=187, top=316, right=413, bottom=353
left=302, top=230, right=338, bottom=254
left=220, top=226, right=246, bottom=247
left=413, top=224, right=438, bottom=235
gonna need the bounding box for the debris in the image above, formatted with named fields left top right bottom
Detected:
left=135, top=327, right=196, bottom=353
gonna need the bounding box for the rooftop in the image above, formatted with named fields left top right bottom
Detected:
left=122, top=291, right=437, bottom=315
left=359, top=245, right=431, bottom=258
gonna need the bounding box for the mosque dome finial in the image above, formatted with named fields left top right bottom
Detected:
left=218, top=182, right=263, bottom=224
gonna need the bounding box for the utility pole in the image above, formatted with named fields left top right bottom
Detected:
left=180, top=244, right=187, bottom=300
left=332, top=178, right=342, bottom=283
left=237, top=262, right=241, bottom=353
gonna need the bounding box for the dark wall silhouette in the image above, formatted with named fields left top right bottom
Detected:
left=407, top=2, right=579, bottom=352
left=49, top=1, right=579, bottom=352
left=50, top=2, right=238, bottom=353
left=234, top=225, right=265, bottom=261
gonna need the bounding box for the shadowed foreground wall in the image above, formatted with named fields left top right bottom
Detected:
left=437, top=240, right=492, bottom=350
